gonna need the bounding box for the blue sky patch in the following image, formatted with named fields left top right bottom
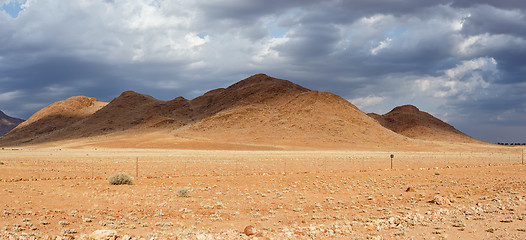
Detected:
left=2, top=0, right=24, bottom=18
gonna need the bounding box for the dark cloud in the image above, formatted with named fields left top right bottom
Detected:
left=461, top=5, right=526, bottom=37
left=273, top=24, right=341, bottom=60
left=451, top=0, right=526, bottom=9
left=195, top=0, right=309, bottom=22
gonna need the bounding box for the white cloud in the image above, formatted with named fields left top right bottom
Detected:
left=351, top=95, right=385, bottom=108
left=415, top=57, right=497, bottom=99
left=457, top=33, right=526, bottom=57
left=452, top=13, right=470, bottom=31
left=253, top=36, right=289, bottom=63
left=371, top=38, right=392, bottom=55
left=0, top=90, right=20, bottom=101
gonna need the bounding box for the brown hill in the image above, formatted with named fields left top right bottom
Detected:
left=1, top=96, right=107, bottom=144
left=187, top=90, right=405, bottom=148
left=0, top=74, right=315, bottom=146
left=368, top=105, right=481, bottom=143
left=41, top=74, right=311, bottom=140
left=0, top=110, right=24, bottom=136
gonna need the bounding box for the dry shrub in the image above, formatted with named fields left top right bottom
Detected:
left=108, top=173, right=133, bottom=185
left=177, top=187, right=191, bottom=197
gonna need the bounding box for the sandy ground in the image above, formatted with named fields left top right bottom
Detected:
left=0, top=147, right=525, bottom=239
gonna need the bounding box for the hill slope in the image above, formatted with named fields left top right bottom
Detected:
left=368, top=105, right=481, bottom=143
left=0, top=110, right=24, bottom=136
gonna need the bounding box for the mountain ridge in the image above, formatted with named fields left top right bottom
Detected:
left=0, top=74, right=485, bottom=149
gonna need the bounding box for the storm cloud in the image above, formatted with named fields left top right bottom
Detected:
left=1, top=0, right=525, bottom=142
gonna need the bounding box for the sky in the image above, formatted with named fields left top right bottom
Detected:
left=0, top=0, right=525, bottom=143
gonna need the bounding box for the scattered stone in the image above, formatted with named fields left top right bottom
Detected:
left=58, top=221, right=70, bottom=226
left=452, top=220, right=465, bottom=228
left=244, top=225, right=257, bottom=236
left=61, top=228, right=77, bottom=235
left=486, top=227, right=497, bottom=233
left=429, top=195, right=451, bottom=205
left=89, top=229, right=118, bottom=240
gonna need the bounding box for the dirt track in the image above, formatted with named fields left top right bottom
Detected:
left=1, top=148, right=525, bottom=239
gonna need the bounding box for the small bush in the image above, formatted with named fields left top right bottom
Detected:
left=177, top=187, right=191, bottom=198
left=108, top=173, right=133, bottom=185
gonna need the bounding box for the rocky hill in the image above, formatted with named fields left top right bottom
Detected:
left=368, top=105, right=481, bottom=143
left=0, top=110, right=24, bottom=136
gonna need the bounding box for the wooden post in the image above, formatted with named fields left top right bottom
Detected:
left=135, top=157, right=139, bottom=178
left=390, top=154, right=394, bottom=169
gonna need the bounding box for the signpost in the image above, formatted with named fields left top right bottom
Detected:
left=390, top=154, right=394, bottom=169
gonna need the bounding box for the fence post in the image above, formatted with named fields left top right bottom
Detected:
left=136, top=157, right=139, bottom=178
left=522, top=148, right=524, bottom=165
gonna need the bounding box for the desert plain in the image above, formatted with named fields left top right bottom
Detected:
left=1, top=145, right=525, bottom=239
left=1, top=75, right=525, bottom=239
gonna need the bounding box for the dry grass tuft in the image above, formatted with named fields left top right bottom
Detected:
left=108, top=173, right=133, bottom=185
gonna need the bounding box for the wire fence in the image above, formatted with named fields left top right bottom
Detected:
left=0, top=148, right=524, bottom=182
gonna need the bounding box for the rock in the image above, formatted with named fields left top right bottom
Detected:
left=244, top=225, right=257, bottom=236
left=195, top=233, right=207, bottom=240
left=76, top=234, right=89, bottom=240
left=406, top=187, right=415, bottom=192
left=89, top=230, right=118, bottom=240
left=452, top=221, right=465, bottom=227
left=430, top=196, right=451, bottom=205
